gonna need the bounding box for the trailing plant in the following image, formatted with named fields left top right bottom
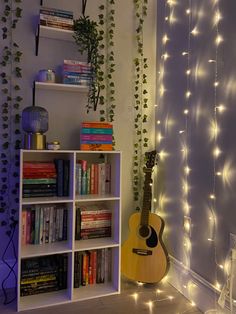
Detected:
left=73, top=14, right=104, bottom=113
left=98, top=0, right=116, bottom=124
left=0, top=0, right=23, bottom=304
left=132, top=0, right=149, bottom=208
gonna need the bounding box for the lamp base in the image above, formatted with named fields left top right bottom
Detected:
left=24, top=133, right=46, bottom=150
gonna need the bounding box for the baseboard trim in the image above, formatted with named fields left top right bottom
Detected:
left=168, top=255, right=234, bottom=314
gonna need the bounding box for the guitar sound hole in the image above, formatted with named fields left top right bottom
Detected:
left=139, top=225, right=150, bottom=239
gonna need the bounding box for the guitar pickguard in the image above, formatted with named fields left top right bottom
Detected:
left=146, top=226, right=158, bottom=248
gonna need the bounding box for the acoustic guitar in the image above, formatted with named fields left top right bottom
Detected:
left=121, top=150, right=169, bottom=283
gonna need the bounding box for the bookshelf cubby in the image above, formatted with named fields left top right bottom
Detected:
left=18, top=149, right=121, bottom=311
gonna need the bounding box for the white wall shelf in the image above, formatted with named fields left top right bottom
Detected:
left=35, top=25, right=74, bottom=55
left=35, top=81, right=89, bottom=93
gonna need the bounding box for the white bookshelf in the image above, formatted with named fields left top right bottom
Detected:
left=17, top=149, right=121, bottom=311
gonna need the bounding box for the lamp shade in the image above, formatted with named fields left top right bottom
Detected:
left=22, top=106, right=48, bottom=133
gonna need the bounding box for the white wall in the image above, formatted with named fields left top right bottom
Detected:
left=0, top=0, right=157, bottom=288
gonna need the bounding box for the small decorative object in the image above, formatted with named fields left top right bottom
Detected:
left=47, top=141, right=60, bottom=150
left=37, top=69, right=55, bottom=83
left=22, top=105, right=49, bottom=150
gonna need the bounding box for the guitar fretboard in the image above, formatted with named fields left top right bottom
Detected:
left=140, top=169, right=152, bottom=226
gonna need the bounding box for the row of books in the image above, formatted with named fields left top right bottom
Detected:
left=74, top=248, right=112, bottom=287
left=21, top=205, right=68, bottom=245
left=20, top=254, right=67, bottom=296
left=23, top=160, right=70, bottom=198
left=75, top=204, right=112, bottom=240
left=63, top=59, right=92, bottom=86
left=80, top=122, right=113, bottom=151
left=39, top=6, right=74, bottom=31
left=23, top=161, right=57, bottom=198
left=76, top=161, right=111, bottom=195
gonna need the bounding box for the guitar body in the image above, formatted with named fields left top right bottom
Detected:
left=121, top=212, right=169, bottom=283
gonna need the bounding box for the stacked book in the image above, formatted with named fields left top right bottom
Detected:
left=23, top=162, right=57, bottom=198
left=39, top=7, right=74, bottom=31
left=21, top=205, right=68, bottom=245
left=20, top=254, right=67, bottom=296
left=80, top=121, right=113, bottom=151
left=63, top=60, right=92, bottom=86
left=75, top=204, right=112, bottom=240
left=75, top=160, right=111, bottom=196
left=74, top=248, right=112, bottom=287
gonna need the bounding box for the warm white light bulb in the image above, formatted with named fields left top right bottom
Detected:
left=186, top=91, right=191, bottom=98
left=186, top=9, right=191, bottom=15
left=213, top=147, right=221, bottom=158
left=214, top=10, right=222, bottom=25
left=210, top=194, right=215, bottom=199
left=186, top=69, right=191, bottom=75
left=217, top=104, right=226, bottom=112
left=214, top=81, right=219, bottom=87
left=162, top=34, right=169, bottom=44
left=216, top=35, right=223, bottom=45
left=208, top=59, right=216, bottom=63
left=184, top=109, right=189, bottom=115
left=182, top=51, right=188, bottom=56
left=191, top=27, right=199, bottom=36
left=185, top=166, right=191, bottom=175
left=162, top=52, right=170, bottom=60
left=179, top=130, right=185, bottom=134
left=157, top=120, right=161, bottom=124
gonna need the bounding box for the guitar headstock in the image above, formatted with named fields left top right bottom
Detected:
left=145, top=150, right=158, bottom=170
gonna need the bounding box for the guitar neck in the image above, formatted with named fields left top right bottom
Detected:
left=140, top=169, right=152, bottom=226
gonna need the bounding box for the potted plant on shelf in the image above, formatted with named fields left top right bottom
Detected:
left=73, top=15, right=104, bottom=113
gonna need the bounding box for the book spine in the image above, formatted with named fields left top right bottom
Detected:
left=63, top=71, right=91, bottom=77
left=21, top=210, right=27, bottom=245
left=80, top=143, right=113, bottom=151
left=81, top=134, right=113, bottom=141
left=23, top=178, right=56, bottom=184
left=81, top=220, right=111, bottom=228
left=81, top=122, right=112, bottom=129
left=40, top=20, right=73, bottom=30
left=54, top=159, right=63, bottom=197
left=63, top=59, right=90, bottom=66
left=81, top=140, right=112, bottom=144
left=98, top=163, right=106, bottom=195
left=63, top=160, right=70, bottom=197
left=26, top=210, right=31, bottom=244
left=40, top=6, right=73, bottom=17
left=105, top=163, right=111, bottom=194
left=81, top=128, right=113, bottom=135
left=40, top=14, right=74, bottom=25
left=90, top=164, right=95, bottom=194
left=23, top=162, right=56, bottom=169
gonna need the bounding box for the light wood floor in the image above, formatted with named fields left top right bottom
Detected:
left=0, top=278, right=203, bottom=314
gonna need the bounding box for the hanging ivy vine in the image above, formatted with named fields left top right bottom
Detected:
left=133, top=0, right=149, bottom=207
left=98, top=0, right=116, bottom=147
left=0, top=0, right=23, bottom=304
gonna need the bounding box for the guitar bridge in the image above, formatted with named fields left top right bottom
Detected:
left=132, top=248, right=152, bottom=256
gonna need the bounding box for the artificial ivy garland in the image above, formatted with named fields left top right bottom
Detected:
left=98, top=0, right=116, bottom=147
left=133, top=0, right=149, bottom=206
left=0, top=0, right=23, bottom=304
